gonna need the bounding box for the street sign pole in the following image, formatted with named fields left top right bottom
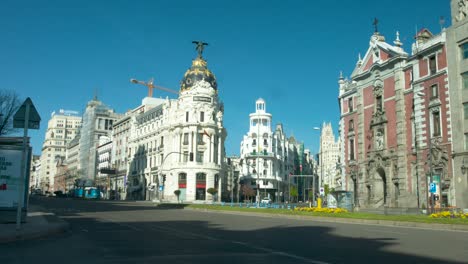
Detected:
left=13, top=98, right=41, bottom=231
left=16, top=103, right=30, bottom=231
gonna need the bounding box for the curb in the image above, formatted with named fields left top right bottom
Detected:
left=184, top=207, right=468, bottom=232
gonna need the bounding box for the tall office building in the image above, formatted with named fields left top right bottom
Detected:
left=39, top=110, right=81, bottom=192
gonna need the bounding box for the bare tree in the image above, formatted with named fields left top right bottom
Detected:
left=0, top=90, right=21, bottom=136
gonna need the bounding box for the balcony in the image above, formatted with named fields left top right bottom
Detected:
left=246, top=150, right=274, bottom=158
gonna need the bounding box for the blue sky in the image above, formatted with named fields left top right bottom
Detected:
left=1, top=0, right=451, bottom=156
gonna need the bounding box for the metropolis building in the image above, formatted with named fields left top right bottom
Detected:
left=125, top=44, right=227, bottom=202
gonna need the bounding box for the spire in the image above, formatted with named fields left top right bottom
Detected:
left=393, top=31, right=402, bottom=47
left=356, top=53, right=363, bottom=67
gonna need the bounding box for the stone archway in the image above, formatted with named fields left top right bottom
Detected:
left=373, top=167, right=387, bottom=207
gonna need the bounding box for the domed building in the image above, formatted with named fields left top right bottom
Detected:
left=124, top=42, right=227, bottom=202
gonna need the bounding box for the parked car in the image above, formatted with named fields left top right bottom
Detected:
left=261, top=198, right=272, bottom=204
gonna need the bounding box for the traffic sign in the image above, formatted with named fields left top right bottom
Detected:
left=13, top=98, right=41, bottom=129
left=319, top=187, right=325, bottom=196
left=429, top=182, right=436, bottom=193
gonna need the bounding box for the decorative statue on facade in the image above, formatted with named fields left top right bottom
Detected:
left=456, top=0, right=467, bottom=22
left=375, top=129, right=384, bottom=150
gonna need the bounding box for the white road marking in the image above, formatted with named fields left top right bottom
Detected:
left=150, top=224, right=330, bottom=264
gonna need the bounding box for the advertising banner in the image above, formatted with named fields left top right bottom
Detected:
left=0, top=149, right=23, bottom=208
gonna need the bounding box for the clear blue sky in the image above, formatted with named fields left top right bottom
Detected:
left=1, top=0, right=450, bottom=156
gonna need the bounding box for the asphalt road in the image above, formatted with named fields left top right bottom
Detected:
left=2, top=197, right=468, bottom=264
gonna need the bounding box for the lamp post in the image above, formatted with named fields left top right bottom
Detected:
left=313, top=126, right=323, bottom=206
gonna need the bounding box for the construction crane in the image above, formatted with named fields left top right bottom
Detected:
left=130, top=77, right=179, bottom=97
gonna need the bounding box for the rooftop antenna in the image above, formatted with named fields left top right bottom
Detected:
left=93, top=88, right=99, bottom=101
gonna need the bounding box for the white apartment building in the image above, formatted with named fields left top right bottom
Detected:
left=110, top=114, right=133, bottom=200
left=96, top=136, right=112, bottom=196
left=39, top=110, right=81, bottom=192
left=318, top=123, right=341, bottom=190
left=65, top=133, right=80, bottom=191
left=239, top=99, right=310, bottom=202
left=126, top=47, right=227, bottom=203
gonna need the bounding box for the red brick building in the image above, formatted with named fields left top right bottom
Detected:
left=339, top=29, right=452, bottom=209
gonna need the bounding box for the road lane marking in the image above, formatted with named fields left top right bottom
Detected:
left=150, top=224, right=330, bottom=264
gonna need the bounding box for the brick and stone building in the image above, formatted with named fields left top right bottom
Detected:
left=339, top=27, right=452, bottom=209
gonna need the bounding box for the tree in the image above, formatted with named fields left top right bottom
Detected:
left=0, top=90, right=21, bottom=136
left=174, top=190, right=181, bottom=203
left=290, top=186, right=298, bottom=202
left=207, top=187, right=218, bottom=201
left=241, top=185, right=255, bottom=202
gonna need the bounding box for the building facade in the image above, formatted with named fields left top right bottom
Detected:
left=126, top=45, right=227, bottom=203
left=239, top=99, right=313, bottom=202
left=447, top=0, right=468, bottom=209
left=39, top=109, right=81, bottom=192
left=339, top=28, right=452, bottom=209
left=318, top=122, right=341, bottom=190
left=78, top=97, right=121, bottom=185
left=96, top=136, right=113, bottom=197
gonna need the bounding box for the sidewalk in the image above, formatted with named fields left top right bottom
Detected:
left=0, top=205, right=69, bottom=243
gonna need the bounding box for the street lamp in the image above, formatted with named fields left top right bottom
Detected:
left=313, top=126, right=322, bottom=206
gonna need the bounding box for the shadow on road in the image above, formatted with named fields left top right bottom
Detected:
left=3, top=197, right=461, bottom=264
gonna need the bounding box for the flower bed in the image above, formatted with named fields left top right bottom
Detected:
left=429, top=211, right=468, bottom=219
left=294, top=207, right=348, bottom=213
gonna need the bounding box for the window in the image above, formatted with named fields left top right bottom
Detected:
left=263, top=180, right=268, bottom=186
left=198, top=133, right=204, bottom=145
left=196, top=151, right=204, bottom=162
left=464, top=103, right=468, bottom=120
left=200, top=111, right=204, bottom=122
left=349, top=120, right=354, bottom=132
left=429, top=56, right=436, bottom=75
left=179, top=173, right=187, bottom=184
left=465, top=134, right=468, bottom=150
left=186, top=112, right=189, bottom=122
left=348, top=97, right=354, bottom=112
left=432, top=111, right=441, bottom=137
left=463, top=72, right=468, bottom=90
left=252, top=139, right=257, bottom=146
left=462, top=42, right=468, bottom=60
left=183, top=133, right=189, bottom=145
left=430, top=84, right=438, bottom=99
left=349, top=138, right=355, bottom=161
left=160, top=136, right=164, bottom=148
left=263, top=170, right=267, bottom=176
left=196, top=173, right=206, bottom=181
left=183, top=151, right=188, bottom=162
